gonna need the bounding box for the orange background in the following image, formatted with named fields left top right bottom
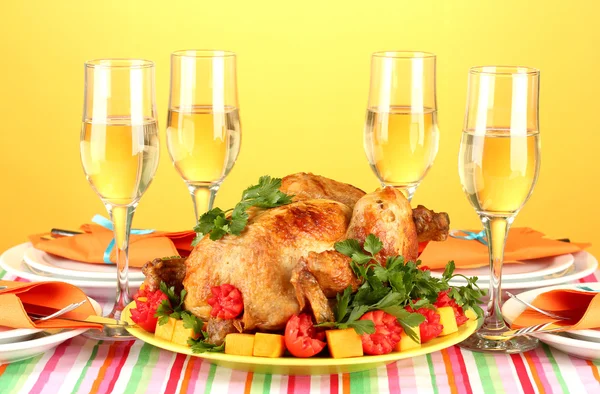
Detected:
left=0, top=1, right=597, bottom=258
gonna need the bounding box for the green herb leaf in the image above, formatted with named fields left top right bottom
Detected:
left=351, top=252, right=374, bottom=266
left=188, top=337, right=225, bottom=353
left=155, top=282, right=188, bottom=324
left=363, top=234, right=383, bottom=256
left=442, top=261, right=455, bottom=281
left=345, top=320, right=375, bottom=335
left=155, top=299, right=173, bottom=325
left=346, top=305, right=369, bottom=323
left=334, top=239, right=362, bottom=257
left=191, top=176, right=294, bottom=244
left=181, top=311, right=204, bottom=335
left=334, top=286, right=352, bottom=322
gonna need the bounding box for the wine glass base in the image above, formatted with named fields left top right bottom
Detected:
left=82, top=302, right=135, bottom=341
left=458, top=332, right=539, bottom=354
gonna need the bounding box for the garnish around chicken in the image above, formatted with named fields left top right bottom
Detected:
left=315, top=234, right=485, bottom=343
left=138, top=173, right=478, bottom=357
left=192, top=176, right=294, bottom=244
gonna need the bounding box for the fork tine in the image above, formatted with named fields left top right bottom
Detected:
left=506, top=292, right=569, bottom=321
left=32, top=299, right=88, bottom=322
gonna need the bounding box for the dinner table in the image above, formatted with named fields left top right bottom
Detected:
left=1, top=268, right=600, bottom=394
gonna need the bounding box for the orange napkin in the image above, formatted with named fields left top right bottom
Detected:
left=29, top=223, right=195, bottom=268
left=0, top=280, right=102, bottom=330
left=510, top=289, right=600, bottom=331
left=418, top=227, right=590, bottom=270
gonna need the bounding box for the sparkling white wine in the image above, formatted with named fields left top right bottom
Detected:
left=364, top=106, right=439, bottom=187
left=459, top=129, right=540, bottom=215
left=166, top=105, right=241, bottom=186
left=80, top=118, right=159, bottom=206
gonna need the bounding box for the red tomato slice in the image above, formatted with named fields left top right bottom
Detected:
left=434, top=290, right=469, bottom=326
left=284, top=314, right=326, bottom=358
left=358, top=310, right=403, bottom=355
left=207, top=284, right=244, bottom=319
left=130, top=289, right=168, bottom=333
left=406, top=306, right=443, bottom=343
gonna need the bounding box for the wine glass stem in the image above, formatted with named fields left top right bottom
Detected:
left=189, top=184, right=219, bottom=223
left=105, top=204, right=135, bottom=319
left=481, top=214, right=514, bottom=331
left=391, top=185, right=417, bottom=203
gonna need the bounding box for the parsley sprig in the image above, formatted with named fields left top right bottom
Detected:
left=317, top=234, right=486, bottom=342
left=181, top=312, right=225, bottom=353
left=154, top=282, right=225, bottom=353
left=155, top=282, right=187, bottom=325
left=192, top=176, right=294, bottom=244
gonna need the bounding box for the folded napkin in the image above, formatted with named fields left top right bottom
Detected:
left=510, top=289, right=600, bottom=331
left=29, top=223, right=196, bottom=268
left=418, top=227, right=590, bottom=270
left=0, top=280, right=102, bottom=330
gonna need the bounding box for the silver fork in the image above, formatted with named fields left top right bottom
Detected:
left=506, top=291, right=569, bottom=321
left=489, top=322, right=571, bottom=339
left=30, top=299, right=88, bottom=322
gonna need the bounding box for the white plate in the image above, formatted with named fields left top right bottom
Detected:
left=0, top=326, right=39, bottom=345
left=23, top=245, right=144, bottom=281
left=431, top=254, right=575, bottom=282
left=0, top=297, right=102, bottom=364
left=0, top=243, right=141, bottom=299
left=503, top=282, right=600, bottom=360
left=445, top=251, right=597, bottom=290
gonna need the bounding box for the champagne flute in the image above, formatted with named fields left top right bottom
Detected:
left=364, top=51, right=439, bottom=202
left=80, top=59, right=160, bottom=340
left=167, top=50, right=241, bottom=222
left=458, top=66, right=541, bottom=353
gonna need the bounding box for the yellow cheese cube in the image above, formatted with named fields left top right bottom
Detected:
left=465, top=309, right=478, bottom=321
left=171, top=319, right=200, bottom=347
left=438, top=306, right=458, bottom=336
left=225, top=333, right=255, bottom=356
left=253, top=333, right=286, bottom=358
left=155, top=317, right=177, bottom=342
left=395, top=326, right=421, bottom=352
left=326, top=328, right=364, bottom=359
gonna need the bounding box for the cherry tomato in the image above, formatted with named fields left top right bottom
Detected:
left=406, top=306, right=443, bottom=343
left=284, top=314, right=326, bottom=358
left=130, top=289, right=168, bottom=333
left=359, top=310, right=403, bottom=355
left=434, top=290, right=469, bottom=326
left=133, top=284, right=150, bottom=300
left=207, top=284, right=244, bottom=319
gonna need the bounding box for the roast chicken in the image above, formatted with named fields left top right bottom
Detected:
left=143, top=173, right=449, bottom=340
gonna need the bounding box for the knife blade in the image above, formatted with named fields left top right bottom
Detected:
left=22, top=303, right=134, bottom=327
left=26, top=312, right=134, bottom=327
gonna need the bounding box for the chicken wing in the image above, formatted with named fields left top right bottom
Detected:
left=280, top=172, right=366, bottom=209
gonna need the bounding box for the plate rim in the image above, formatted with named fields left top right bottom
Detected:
left=447, top=251, right=597, bottom=290
left=122, top=302, right=478, bottom=371
left=430, top=253, right=575, bottom=282
left=0, top=243, right=143, bottom=288
left=23, top=245, right=144, bottom=281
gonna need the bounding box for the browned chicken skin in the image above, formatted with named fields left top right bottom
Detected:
left=163, top=173, right=451, bottom=333
left=413, top=205, right=450, bottom=243
left=280, top=172, right=366, bottom=209
left=184, top=199, right=352, bottom=331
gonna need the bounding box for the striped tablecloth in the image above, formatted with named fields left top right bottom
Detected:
left=1, top=268, right=600, bottom=394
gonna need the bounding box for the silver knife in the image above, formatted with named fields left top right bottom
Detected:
left=26, top=312, right=134, bottom=328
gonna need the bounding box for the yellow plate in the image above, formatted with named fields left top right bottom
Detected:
left=123, top=302, right=477, bottom=375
